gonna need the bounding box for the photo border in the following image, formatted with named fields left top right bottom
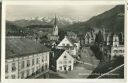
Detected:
left=1, top=1, right=127, bottom=83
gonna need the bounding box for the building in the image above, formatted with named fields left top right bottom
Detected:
left=106, top=32, right=124, bottom=46
left=112, top=34, right=119, bottom=47
left=50, top=49, right=74, bottom=72
left=106, top=33, right=113, bottom=45
left=5, top=37, right=50, bottom=79
left=47, top=15, right=59, bottom=41
left=111, top=34, right=124, bottom=59
left=111, top=45, right=124, bottom=58
left=67, top=31, right=77, bottom=39
left=84, top=30, right=96, bottom=45
left=57, top=36, right=80, bottom=56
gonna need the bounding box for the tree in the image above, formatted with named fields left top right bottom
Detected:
left=90, top=45, right=103, bottom=61
left=95, top=31, right=104, bottom=44
left=118, top=32, right=124, bottom=45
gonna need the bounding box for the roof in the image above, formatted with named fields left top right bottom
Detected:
left=85, top=32, right=95, bottom=39
left=69, top=38, right=78, bottom=43
left=51, top=48, right=65, bottom=60
left=65, top=36, right=79, bottom=44
left=6, top=37, right=51, bottom=59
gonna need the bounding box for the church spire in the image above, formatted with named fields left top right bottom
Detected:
left=54, top=14, right=57, bottom=26
left=53, top=14, right=58, bottom=36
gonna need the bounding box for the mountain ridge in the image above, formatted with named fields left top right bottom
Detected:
left=63, top=5, right=124, bottom=34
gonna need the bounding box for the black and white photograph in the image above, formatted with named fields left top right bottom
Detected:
left=0, top=1, right=1, bottom=81
left=5, top=3, right=125, bottom=79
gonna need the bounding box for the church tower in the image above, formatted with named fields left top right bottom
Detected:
left=53, top=15, right=58, bottom=36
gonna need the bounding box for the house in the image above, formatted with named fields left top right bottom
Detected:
left=84, top=31, right=96, bottom=45
left=57, top=36, right=80, bottom=56
left=111, top=45, right=124, bottom=59
left=5, top=37, right=51, bottom=79
left=50, top=49, right=74, bottom=72
left=67, top=31, right=77, bottom=39
left=111, top=34, right=124, bottom=59
left=106, top=33, right=124, bottom=46
left=106, top=33, right=113, bottom=45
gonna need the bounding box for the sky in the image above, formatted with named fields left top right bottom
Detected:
left=6, top=5, right=116, bottom=21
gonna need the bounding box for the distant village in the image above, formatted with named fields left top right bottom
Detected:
left=5, top=15, right=124, bottom=79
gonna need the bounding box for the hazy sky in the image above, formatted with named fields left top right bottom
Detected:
left=6, top=5, right=116, bottom=21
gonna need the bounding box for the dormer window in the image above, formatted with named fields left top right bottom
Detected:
left=64, top=56, right=67, bottom=58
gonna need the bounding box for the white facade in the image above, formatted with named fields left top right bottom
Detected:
left=57, top=36, right=80, bottom=56
left=113, top=34, right=119, bottom=47
left=111, top=45, right=124, bottom=58
left=107, top=34, right=111, bottom=45
left=57, top=36, right=74, bottom=49
left=56, top=51, right=74, bottom=72
left=84, top=32, right=95, bottom=45
left=53, top=25, right=58, bottom=36
left=5, top=58, right=19, bottom=79
left=5, top=52, right=49, bottom=79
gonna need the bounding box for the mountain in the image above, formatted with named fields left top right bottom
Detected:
left=7, top=16, right=76, bottom=28
left=63, top=5, right=124, bottom=34
left=6, top=5, right=124, bottom=36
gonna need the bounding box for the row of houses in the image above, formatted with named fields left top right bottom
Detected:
left=5, top=32, right=124, bottom=79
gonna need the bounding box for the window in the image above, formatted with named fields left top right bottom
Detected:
left=62, top=43, right=65, bottom=46
left=64, top=56, right=67, bottom=58
left=59, top=66, right=62, bottom=70
left=59, top=61, right=62, bottom=64
left=26, top=70, right=30, bottom=76
left=114, top=50, right=118, bottom=53
left=45, top=55, right=47, bottom=61
left=64, top=61, right=67, bottom=64
left=11, top=74, right=16, bottom=79
left=12, top=63, right=16, bottom=72
left=21, top=61, right=25, bottom=69
left=27, top=60, right=30, bottom=67
left=36, top=67, right=39, bottom=71
left=42, top=57, right=44, bottom=62
left=5, top=65, right=8, bottom=73
left=45, top=64, right=48, bottom=69
left=5, top=76, right=8, bottom=79
left=119, top=50, right=123, bottom=53
left=67, top=44, right=70, bottom=46
left=69, top=61, right=72, bottom=63
left=32, top=68, right=35, bottom=73
left=36, top=58, right=39, bottom=64
left=21, top=71, right=24, bottom=78
left=32, top=59, right=34, bottom=66
left=68, top=66, right=71, bottom=71
left=41, top=66, right=44, bottom=71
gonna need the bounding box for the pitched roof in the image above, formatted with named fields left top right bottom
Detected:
left=69, top=38, right=78, bottom=43
left=6, top=37, right=51, bottom=59
left=51, top=48, right=65, bottom=60
left=85, top=32, right=95, bottom=39
left=65, top=36, right=79, bottom=44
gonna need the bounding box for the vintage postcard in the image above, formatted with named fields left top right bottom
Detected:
left=0, top=0, right=1, bottom=82
left=1, top=1, right=127, bottom=83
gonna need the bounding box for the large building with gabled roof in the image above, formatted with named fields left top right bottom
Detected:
left=57, top=36, right=80, bottom=56
left=5, top=37, right=51, bottom=79
left=50, top=49, right=74, bottom=72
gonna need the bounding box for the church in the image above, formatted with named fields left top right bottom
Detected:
left=47, top=15, right=59, bottom=41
